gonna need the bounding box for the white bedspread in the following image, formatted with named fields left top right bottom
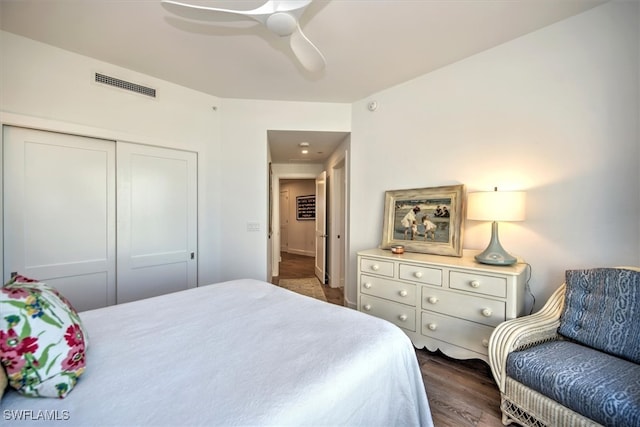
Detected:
left=2, top=279, right=432, bottom=426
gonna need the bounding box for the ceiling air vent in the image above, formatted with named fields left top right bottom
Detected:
left=95, top=73, right=156, bottom=98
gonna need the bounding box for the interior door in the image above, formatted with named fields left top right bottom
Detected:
left=315, top=171, right=327, bottom=284
left=3, top=126, right=116, bottom=311
left=330, top=160, right=346, bottom=289
left=117, top=142, right=197, bottom=304
left=279, top=189, right=289, bottom=252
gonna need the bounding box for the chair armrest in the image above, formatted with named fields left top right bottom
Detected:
left=488, top=283, right=566, bottom=391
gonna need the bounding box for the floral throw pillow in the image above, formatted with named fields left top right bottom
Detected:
left=0, top=275, right=88, bottom=398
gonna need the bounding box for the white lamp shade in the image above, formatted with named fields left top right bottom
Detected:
left=467, top=191, right=526, bottom=222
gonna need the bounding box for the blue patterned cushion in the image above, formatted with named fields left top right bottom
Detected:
left=507, top=341, right=640, bottom=427
left=559, top=268, right=640, bottom=363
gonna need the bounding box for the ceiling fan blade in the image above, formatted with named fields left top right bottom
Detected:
left=161, top=1, right=312, bottom=24
left=272, top=0, right=312, bottom=16
left=289, top=24, right=325, bottom=72
left=161, top=0, right=275, bottom=24
left=162, top=0, right=325, bottom=71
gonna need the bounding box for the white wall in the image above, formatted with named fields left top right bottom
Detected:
left=350, top=1, right=640, bottom=310
left=217, top=99, right=351, bottom=282
left=0, top=31, right=223, bottom=286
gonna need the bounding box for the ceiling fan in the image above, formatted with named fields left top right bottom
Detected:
left=161, top=0, right=326, bottom=72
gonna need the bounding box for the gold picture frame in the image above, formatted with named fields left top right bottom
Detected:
left=380, top=184, right=465, bottom=257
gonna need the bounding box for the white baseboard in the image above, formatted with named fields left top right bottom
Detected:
left=287, top=248, right=314, bottom=257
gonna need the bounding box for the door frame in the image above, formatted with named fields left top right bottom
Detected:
left=269, top=155, right=350, bottom=295
left=270, top=169, right=321, bottom=278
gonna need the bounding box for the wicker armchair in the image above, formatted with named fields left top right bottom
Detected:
left=489, top=284, right=599, bottom=427
left=489, top=284, right=599, bottom=426
left=488, top=283, right=600, bottom=427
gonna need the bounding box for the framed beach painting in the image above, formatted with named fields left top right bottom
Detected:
left=380, top=184, right=465, bottom=257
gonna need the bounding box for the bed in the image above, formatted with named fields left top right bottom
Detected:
left=1, top=278, right=433, bottom=426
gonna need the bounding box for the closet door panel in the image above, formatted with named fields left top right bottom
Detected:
left=117, top=142, right=197, bottom=304
left=3, top=126, right=116, bottom=311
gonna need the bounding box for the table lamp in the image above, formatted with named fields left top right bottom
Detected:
left=467, top=187, right=526, bottom=266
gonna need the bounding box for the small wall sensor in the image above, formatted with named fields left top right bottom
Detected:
left=367, top=101, right=378, bottom=111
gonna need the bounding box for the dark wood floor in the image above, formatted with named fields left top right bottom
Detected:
left=271, top=251, right=343, bottom=305
left=416, top=350, right=504, bottom=426
left=273, top=252, right=505, bottom=427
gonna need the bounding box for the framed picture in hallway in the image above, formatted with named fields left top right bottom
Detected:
left=296, top=195, right=316, bottom=220
left=380, top=184, right=465, bottom=257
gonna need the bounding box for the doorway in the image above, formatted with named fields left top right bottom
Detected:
left=270, top=176, right=344, bottom=306
left=275, top=177, right=317, bottom=278
left=267, top=130, right=350, bottom=306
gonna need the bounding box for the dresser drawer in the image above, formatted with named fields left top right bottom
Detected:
left=449, top=271, right=507, bottom=298
left=399, top=263, right=442, bottom=286
left=421, top=287, right=505, bottom=327
left=360, top=294, right=416, bottom=331
left=421, top=312, right=493, bottom=356
left=360, top=274, right=416, bottom=305
left=359, top=257, right=394, bottom=278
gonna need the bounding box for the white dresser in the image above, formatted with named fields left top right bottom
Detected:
left=357, top=248, right=528, bottom=362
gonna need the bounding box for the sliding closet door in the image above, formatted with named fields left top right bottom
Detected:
left=3, top=126, right=116, bottom=311
left=116, top=142, right=197, bottom=304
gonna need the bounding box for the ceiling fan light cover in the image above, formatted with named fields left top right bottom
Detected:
left=266, top=13, right=297, bottom=36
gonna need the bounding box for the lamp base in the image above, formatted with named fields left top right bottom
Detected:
left=474, top=221, right=517, bottom=266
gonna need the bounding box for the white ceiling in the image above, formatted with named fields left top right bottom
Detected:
left=0, top=0, right=606, bottom=162
left=268, top=129, right=349, bottom=163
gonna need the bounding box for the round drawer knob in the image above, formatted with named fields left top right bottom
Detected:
left=427, top=323, right=437, bottom=331
left=482, top=338, right=489, bottom=347
left=414, top=271, right=423, bottom=278
left=427, top=296, right=438, bottom=304
left=481, top=308, right=492, bottom=317
left=470, top=280, right=480, bottom=288
left=371, top=264, right=380, bottom=271
left=363, top=304, right=372, bottom=311
left=364, top=282, right=372, bottom=289
left=399, top=290, right=408, bottom=297
left=399, top=314, right=408, bottom=322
